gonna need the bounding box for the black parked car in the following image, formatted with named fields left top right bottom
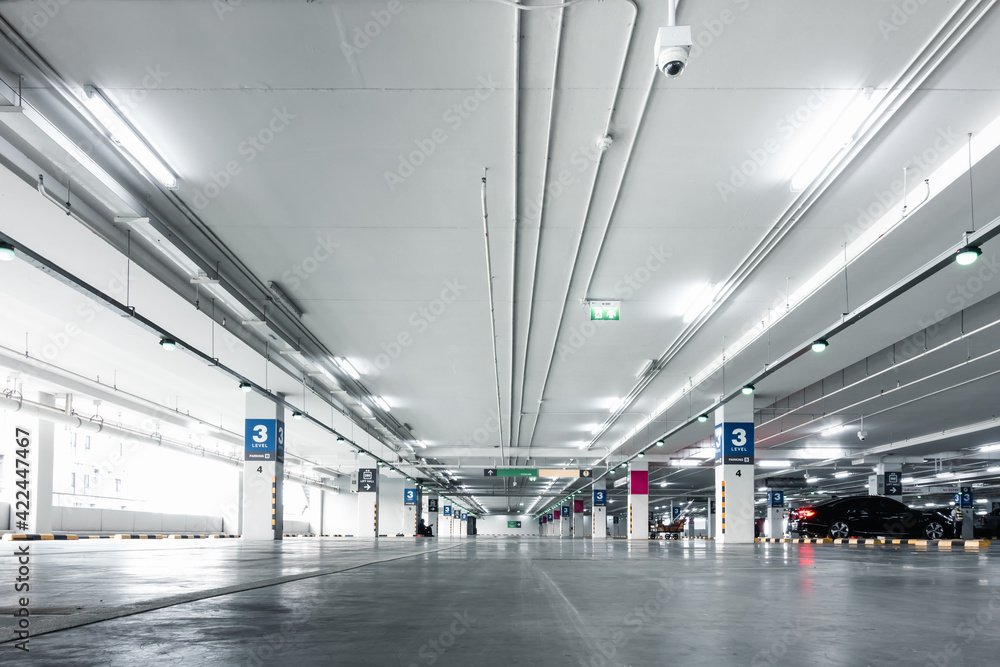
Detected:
left=788, top=495, right=952, bottom=539
left=975, top=507, right=1000, bottom=538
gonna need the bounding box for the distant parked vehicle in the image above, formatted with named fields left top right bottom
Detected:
left=975, top=507, right=1000, bottom=538
left=788, top=495, right=951, bottom=539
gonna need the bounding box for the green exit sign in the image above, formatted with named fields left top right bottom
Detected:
left=590, top=301, right=620, bottom=321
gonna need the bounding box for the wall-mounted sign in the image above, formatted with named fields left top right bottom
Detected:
left=714, top=422, right=754, bottom=464
left=428, top=498, right=439, bottom=512
left=594, top=489, right=607, bottom=506
left=244, top=419, right=285, bottom=462
left=589, top=300, right=620, bottom=321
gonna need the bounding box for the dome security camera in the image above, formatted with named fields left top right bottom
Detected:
left=654, top=26, right=692, bottom=79
left=858, top=430, right=868, bottom=441
left=657, top=45, right=690, bottom=78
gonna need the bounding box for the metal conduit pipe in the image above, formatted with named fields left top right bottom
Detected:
left=0, top=393, right=341, bottom=494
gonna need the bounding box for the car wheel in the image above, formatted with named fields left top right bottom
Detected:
left=923, top=521, right=945, bottom=540
left=828, top=521, right=850, bottom=539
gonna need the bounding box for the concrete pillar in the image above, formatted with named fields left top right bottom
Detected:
left=560, top=502, right=571, bottom=538
left=592, top=480, right=607, bottom=540
left=628, top=459, right=649, bottom=541
left=765, top=489, right=785, bottom=538
left=2, top=392, right=55, bottom=534
left=573, top=498, right=584, bottom=538
left=715, top=395, right=755, bottom=543
left=355, top=457, right=379, bottom=537
left=242, top=392, right=285, bottom=541
left=441, top=502, right=453, bottom=537
left=707, top=496, right=715, bottom=540
left=379, top=476, right=405, bottom=536
left=425, top=494, right=439, bottom=537
left=958, top=484, right=975, bottom=540
left=869, top=462, right=903, bottom=501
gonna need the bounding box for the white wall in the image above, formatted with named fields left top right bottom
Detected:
left=323, top=479, right=358, bottom=536
left=478, top=514, right=537, bottom=535
left=379, top=476, right=406, bottom=536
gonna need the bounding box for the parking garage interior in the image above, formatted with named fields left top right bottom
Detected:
left=2, top=0, right=1000, bottom=665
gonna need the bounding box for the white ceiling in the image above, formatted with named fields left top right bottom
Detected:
left=1, top=0, right=1000, bottom=514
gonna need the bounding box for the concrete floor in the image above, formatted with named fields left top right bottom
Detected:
left=1, top=538, right=998, bottom=666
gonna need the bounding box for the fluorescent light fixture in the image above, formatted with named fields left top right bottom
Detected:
left=821, top=425, right=843, bottom=437
left=609, top=397, right=625, bottom=413
left=936, top=471, right=954, bottom=479
left=267, top=281, right=303, bottom=319
left=82, top=86, right=177, bottom=189
left=159, top=337, right=177, bottom=351
left=924, top=503, right=935, bottom=507
left=601, top=110, right=1000, bottom=467
left=901, top=477, right=915, bottom=483
left=673, top=459, right=700, bottom=467
left=693, top=447, right=715, bottom=459
left=789, top=89, right=880, bottom=192
left=976, top=498, right=987, bottom=504
left=757, top=486, right=767, bottom=491
left=635, top=359, right=654, bottom=378
left=758, top=460, right=791, bottom=468
left=335, top=357, right=361, bottom=380
left=659, top=481, right=670, bottom=487
left=681, top=283, right=723, bottom=324
left=956, top=245, right=982, bottom=266
left=834, top=471, right=850, bottom=479
left=742, top=385, right=755, bottom=396
left=811, top=339, right=829, bottom=352
left=980, top=444, right=1000, bottom=452
left=807, top=477, right=822, bottom=483
left=0, top=241, right=14, bottom=261
left=374, top=396, right=391, bottom=412
left=988, top=466, right=1000, bottom=473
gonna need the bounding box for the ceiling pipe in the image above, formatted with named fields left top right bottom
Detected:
left=522, top=0, right=639, bottom=459
left=512, top=0, right=567, bottom=456
left=582, top=0, right=997, bottom=450
left=480, top=169, right=506, bottom=464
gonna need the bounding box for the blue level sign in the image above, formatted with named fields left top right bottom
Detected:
left=672, top=507, right=681, bottom=519
left=715, top=422, right=754, bottom=464
left=404, top=488, right=418, bottom=505
left=960, top=486, right=974, bottom=507
left=767, top=490, right=785, bottom=507
left=594, top=489, right=607, bottom=506
left=245, top=419, right=285, bottom=462
left=561, top=505, right=570, bottom=516
left=461, top=513, right=468, bottom=521
left=547, top=512, right=554, bottom=522
left=443, top=505, right=452, bottom=516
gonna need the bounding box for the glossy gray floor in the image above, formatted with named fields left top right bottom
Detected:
left=1, top=537, right=998, bottom=666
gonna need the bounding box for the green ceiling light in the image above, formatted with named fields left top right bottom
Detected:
left=376, top=461, right=383, bottom=467
left=742, top=384, right=755, bottom=395
left=528, top=476, right=537, bottom=482
left=697, top=414, right=708, bottom=423
left=0, top=242, right=15, bottom=261
left=159, top=337, right=177, bottom=351
left=292, top=411, right=304, bottom=420
left=239, top=382, right=253, bottom=392
left=956, top=245, right=982, bottom=265
left=637, top=452, right=645, bottom=458
left=811, top=339, right=829, bottom=352
left=609, top=469, right=616, bottom=475
left=656, top=439, right=665, bottom=446
left=336, top=435, right=345, bottom=441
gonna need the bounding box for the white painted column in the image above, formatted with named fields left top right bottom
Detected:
left=425, top=494, right=439, bottom=537
left=706, top=496, right=715, bottom=540
left=355, top=457, right=380, bottom=538
left=592, top=480, right=607, bottom=540
left=764, top=489, right=785, bottom=538
left=560, top=503, right=570, bottom=538
left=441, top=502, right=453, bottom=538
left=714, top=395, right=755, bottom=544
left=628, top=459, right=649, bottom=541
left=402, top=485, right=419, bottom=536
left=242, top=392, right=285, bottom=541
left=2, top=392, right=55, bottom=534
